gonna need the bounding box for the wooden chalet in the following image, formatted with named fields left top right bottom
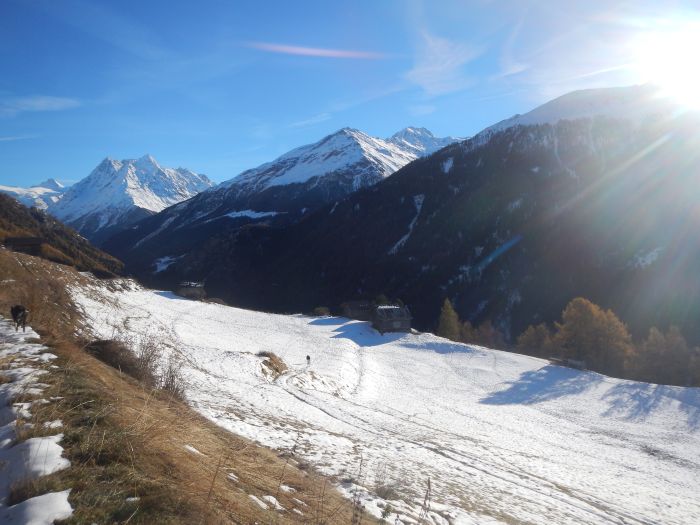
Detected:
left=175, top=281, right=207, bottom=300
left=340, top=300, right=373, bottom=321
left=371, top=304, right=412, bottom=333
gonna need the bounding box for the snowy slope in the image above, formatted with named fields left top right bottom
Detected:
left=73, top=281, right=700, bottom=525
left=49, top=155, right=212, bottom=242
left=481, top=84, right=683, bottom=137
left=223, top=127, right=457, bottom=192
left=0, top=178, right=66, bottom=210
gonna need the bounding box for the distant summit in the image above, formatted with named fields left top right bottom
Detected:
left=48, top=154, right=212, bottom=245
left=104, top=126, right=458, bottom=271
left=388, top=126, right=458, bottom=156
left=0, top=178, right=67, bottom=210
left=32, top=178, right=65, bottom=191
left=480, top=84, right=682, bottom=137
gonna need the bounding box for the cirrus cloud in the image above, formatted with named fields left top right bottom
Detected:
left=406, top=32, right=483, bottom=96
left=246, top=41, right=387, bottom=59
left=0, top=95, right=81, bottom=117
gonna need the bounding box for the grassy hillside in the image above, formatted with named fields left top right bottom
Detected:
left=0, top=193, right=123, bottom=277
left=0, top=249, right=367, bottom=524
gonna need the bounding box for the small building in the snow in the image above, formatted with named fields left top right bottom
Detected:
left=341, top=300, right=373, bottom=321
left=175, top=281, right=206, bottom=300
left=371, top=304, right=412, bottom=333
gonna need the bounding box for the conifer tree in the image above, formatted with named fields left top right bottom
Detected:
left=634, top=326, right=692, bottom=385
left=437, top=298, right=461, bottom=341
left=554, top=297, right=632, bottom=376
left=517, top=323, right=554, bottom=357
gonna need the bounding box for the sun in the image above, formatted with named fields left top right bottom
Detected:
left=632, top=21, right=700, bottom=109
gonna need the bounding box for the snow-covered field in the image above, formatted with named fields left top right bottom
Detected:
left=73, top=281, right=700, bottom=525
left=0, top=319, right=73, bottom=524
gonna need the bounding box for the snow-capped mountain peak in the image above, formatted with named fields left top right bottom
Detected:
left=388, top=126, right=458, bottom=156
left=48, top=155, right=212, bottom=243
left=106, top=126, right=459, bottom=260
left=32, top=178, right=64, bottom=191
left=0, top=178, right=67, bottom=210
left=224, top=126, right=457, bottom=193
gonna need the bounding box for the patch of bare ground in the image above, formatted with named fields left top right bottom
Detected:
left=0, top=249, right=370, bottom=524
left=258, top=351, right=289, bottom=379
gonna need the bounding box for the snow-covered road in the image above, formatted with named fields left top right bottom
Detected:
left=73, top=283, right=700, bottom=525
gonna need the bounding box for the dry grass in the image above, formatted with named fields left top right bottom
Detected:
left=0, top=249, right=369, bottom=524
left=258, top=351, right=289, bottom=378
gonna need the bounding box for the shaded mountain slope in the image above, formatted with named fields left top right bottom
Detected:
left=0, top=193, right=123, bottom=276
left=103, top=127, right=456, bottom=269
left=150, top=109, right=700, bottom=342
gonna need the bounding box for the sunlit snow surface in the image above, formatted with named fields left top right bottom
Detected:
left=73, top=282, right=700, bottom=525
left=0, top=320, right=73, bottom=524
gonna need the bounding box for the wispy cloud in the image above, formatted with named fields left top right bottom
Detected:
left=405, top=32, right=483, bottom=96
left=498, top=19, right=529, bottom=79
left=0, top=134, right=38, bottom=142
left=289, top=112, right=332, bottom=128
left=0, top=96, right=81, bottom=117
left=246, top=41, right=387, bottom=59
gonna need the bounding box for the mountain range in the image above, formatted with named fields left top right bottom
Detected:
left=46, top=155, right=212, bottom=245
left=105, top=84, right=700, bottom=345
left=103, top=127, right=457, bottom=268
left=0, top=178, right=67, bottom=210
left=6, top=84, right=698, bottom=345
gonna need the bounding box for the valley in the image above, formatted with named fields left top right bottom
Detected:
left=72, top=278, right=700, bottom=525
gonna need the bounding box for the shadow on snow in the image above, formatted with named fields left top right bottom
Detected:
left=481, top=365, right=602, bottom=405
left=308, top=317, right=349, bottom=326
left=602, top=382, right=700, bottom=429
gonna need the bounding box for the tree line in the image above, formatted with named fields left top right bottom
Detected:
left=437, top=297, right=700, bottom=387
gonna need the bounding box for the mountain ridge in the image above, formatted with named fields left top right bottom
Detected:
left=103, top=126, right=457, bottom=268
left=48, top=154, right=212, bottom=245
left=121, top=85, right=700, bottom=345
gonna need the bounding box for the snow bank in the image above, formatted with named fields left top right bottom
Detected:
left=0, top=319, right=73, bottom=523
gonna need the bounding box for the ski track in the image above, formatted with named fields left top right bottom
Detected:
left=72, top=283, right=700, bottom=525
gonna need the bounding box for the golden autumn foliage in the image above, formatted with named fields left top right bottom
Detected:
left=437, top=298, right=461, bottom=341
left=517, top=297, right=700, bottom=386
left=554, top=297, right=632, bottom=376
left=516, top=323, right=554, bottom=357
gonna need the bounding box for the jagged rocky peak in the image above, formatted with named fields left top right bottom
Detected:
left=47, top=154, right=212, bottom=242
left=388, top=126, right=458, bottom=155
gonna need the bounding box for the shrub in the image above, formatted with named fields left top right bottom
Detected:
left=159, top=354, right=187, bottom=401
left=85, top=339, right=156, bottom=386
left=313, top=306, right=331, bottom=316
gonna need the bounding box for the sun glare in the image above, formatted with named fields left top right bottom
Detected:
left=632, top=21, right=700, bottom=109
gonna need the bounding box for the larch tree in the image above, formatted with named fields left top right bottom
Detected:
left=437, top=298, right=461, bottom=342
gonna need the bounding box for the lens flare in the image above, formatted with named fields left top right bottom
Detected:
left=632, top=21, right=700, bottom=109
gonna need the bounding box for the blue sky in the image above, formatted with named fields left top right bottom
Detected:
left=1, top=0, right=696, bottom=186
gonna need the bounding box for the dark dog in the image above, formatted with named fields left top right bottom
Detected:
left=10, top=305, right=28, bottom=332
